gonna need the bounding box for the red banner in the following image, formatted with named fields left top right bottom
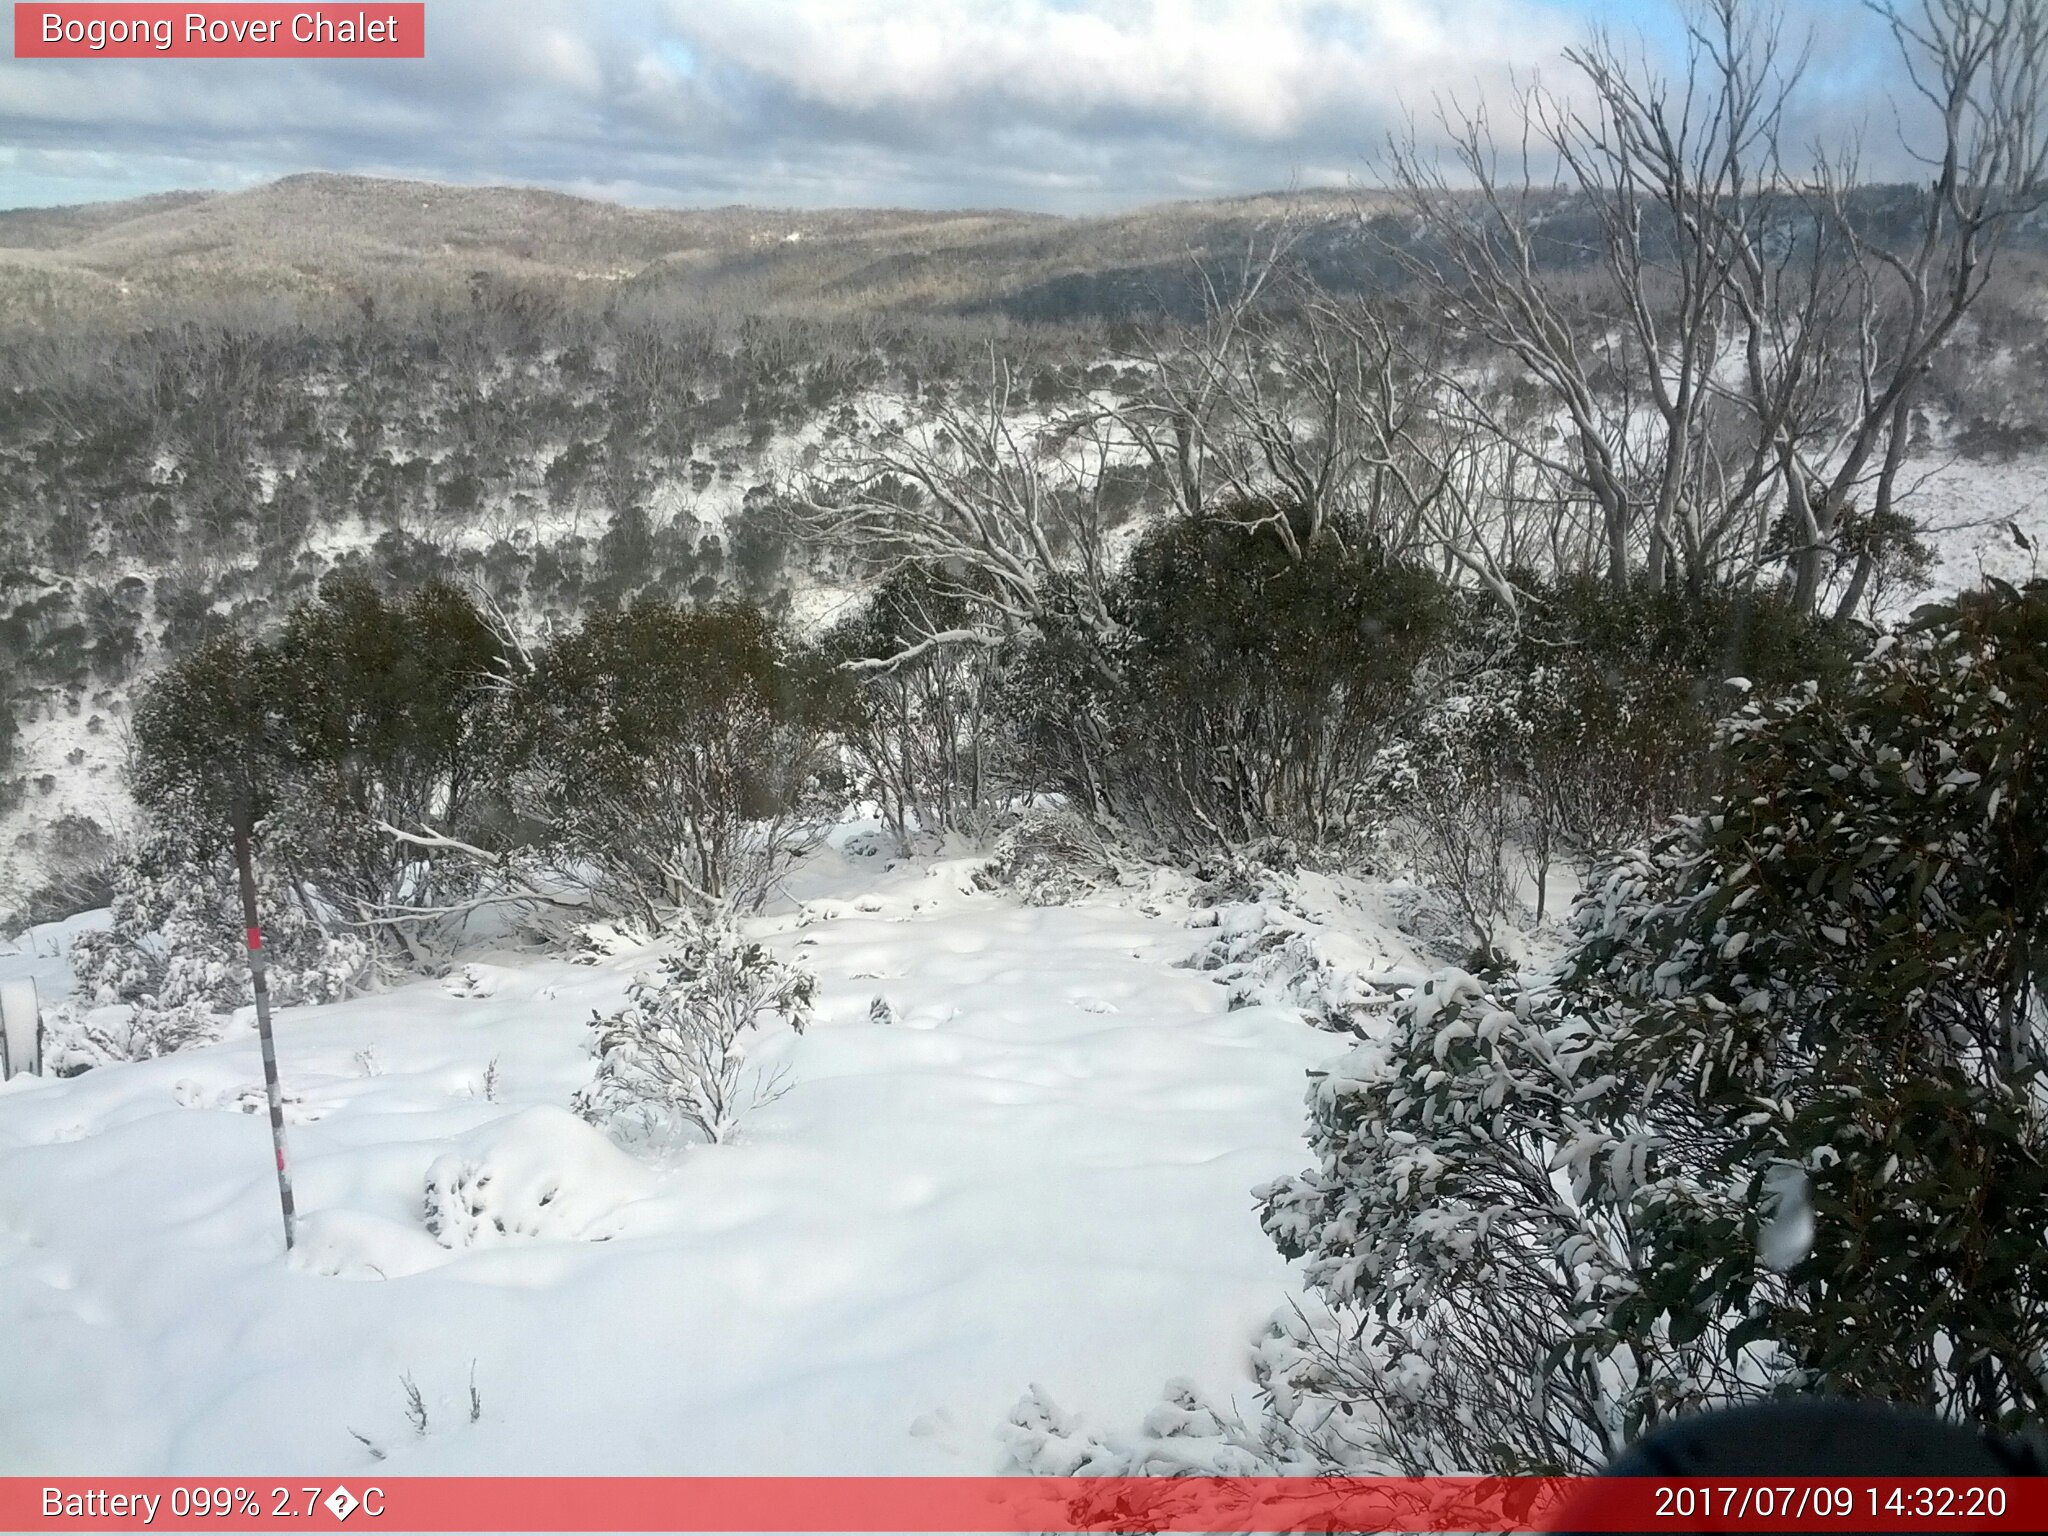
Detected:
left=12, top=5, right=424, bottom=58
left=1, top=1476, right=2042, bottom=1532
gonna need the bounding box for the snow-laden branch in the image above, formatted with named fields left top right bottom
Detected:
left=838, top=628, right=1008, bottom=674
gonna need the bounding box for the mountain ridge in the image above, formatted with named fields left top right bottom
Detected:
left=0, top=172, right=1375, bottom=324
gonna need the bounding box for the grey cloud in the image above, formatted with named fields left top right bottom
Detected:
left=0, top=0, right=1930, bottom=213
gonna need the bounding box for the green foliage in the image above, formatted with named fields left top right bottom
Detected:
left=1574, top=577, right=2048, bottom=1428
left=131, top=629, right=291, bottom=838
left=1012, top=505, right=1454, bottom=850
left=131, top=575, right=507, bottom=958
left=1259, top=579, right=2048, bottom=1474
left=1509, top=575, right=1856, bottom=856
left=502, top=600, right=838, bottom=925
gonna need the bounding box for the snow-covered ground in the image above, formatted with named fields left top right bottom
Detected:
left=1902, top=452, right=2048, bottom=602
left=0, top=839, right=1340, bottom=1476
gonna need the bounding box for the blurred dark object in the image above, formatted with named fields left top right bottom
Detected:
left=1606, top=1398, right=2045, bottom=1477
left=1551, top=1398, right=2043, bottom=1535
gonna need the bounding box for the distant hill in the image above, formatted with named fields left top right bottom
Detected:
left=0, top=172, right=1390, bottom=326
left=5, top=171, right=2043, bottom=331
left=0, top=189, right=214, bottom=250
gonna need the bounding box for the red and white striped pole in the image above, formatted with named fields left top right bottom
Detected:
left=233, top=818, right=297, bottom=1251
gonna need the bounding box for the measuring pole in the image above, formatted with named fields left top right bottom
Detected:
left=233, top=817, right=297, bottom=1251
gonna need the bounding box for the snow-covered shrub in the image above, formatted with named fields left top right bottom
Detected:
left=1257, top=964, right=1691, bottom=1473
left=56, top=833, right=369, bottom=1069
left=1003, top=1381, right=1295, bottom=1476
left=566, top=921, right=646, bottom=964
left=1183, top=880, right=1411, bottom=1032
left=574, top=924, right=815, bottom=1146
left=73, top=837, right=369, bottom=1012
left=43, top=999, right=221, bottom=1076
left=975, top=805, right=1127, bottom=906
left=1259, top=580, right=2048, bottom=1467
left=7, top=813, right=119, bottom=929
left=442, top=964, right=502, bottom=999
left=423, top=1106, right=660, bottom=1248
left=1362, top=579, right=1850, bottom=945
left=1559, top=581, right=2048, bottom=1432
left=1367, top=686, right=1531, bottom=963
left=1001, top=1367, right=1389, bottom=1503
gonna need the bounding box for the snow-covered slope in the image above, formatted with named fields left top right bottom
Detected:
left=1905, top=453, right=2048, bottom=602
left=0, top=842, right=1337, bottom=1476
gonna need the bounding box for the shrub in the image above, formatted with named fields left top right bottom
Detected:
left=1008, top=506, right=1452, bottom=852
left=130, top=575, right=507, bottom=963
left=499, top=601, right=838, bottom=928
left=71, top=834, right=368, bottom=1014
left=1112, top=509, right=1448, bottom=847
left=1507, top=576, right=1855, bottom=860
left=9, top=813, right=119, bottom=927
left=50, top=832, right=370, bottom=1072
left=1258, top=579, right=2048, bottom=1472
left=1364, top=579, right=1856, bottom=950
left=974, top=805, right=1128, bottom=907
left=1569, top=579, right=2048, bottom=1430
left=423, top=1106, right=661, bottom=1248
left=574, top=925, right=815, bottom=1146
left=43, top=999, right=222, bottom=1075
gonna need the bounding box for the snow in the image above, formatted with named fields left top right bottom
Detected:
left=0, top=908, right=106, bottom=1008
left=0, top=838, right=1336, bottom=1475
left=1905, top=452, right=2048, bottom=606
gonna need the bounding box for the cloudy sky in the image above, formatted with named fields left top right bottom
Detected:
left=0, top=0, right=1903, bottom=214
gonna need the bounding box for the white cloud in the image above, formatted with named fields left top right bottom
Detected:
left=664, top=0, right=1580, bottom=140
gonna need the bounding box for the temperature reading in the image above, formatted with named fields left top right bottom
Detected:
left=272, top=1487, right=343, bottom=1518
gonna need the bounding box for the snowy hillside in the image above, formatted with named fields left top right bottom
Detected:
left=0, top=834, right=1362, bottom=1475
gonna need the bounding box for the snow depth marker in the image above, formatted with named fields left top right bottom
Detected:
left=233, top=823, right=298, bottom=1250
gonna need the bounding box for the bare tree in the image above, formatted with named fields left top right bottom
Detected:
left=1384, top=4, right=1797, bottom=593
left=1790, top=0, right=2048, bottom=615
left=1383, top=0, right=2047, bottom=613
left=1080, top=231, right=1556, bottom=627
left=791, top=350, right=1122, bottom=659
left=826, top=568, right=1005, bottom=852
